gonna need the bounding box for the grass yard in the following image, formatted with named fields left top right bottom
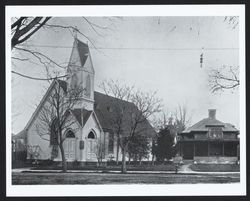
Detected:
left=12, top=172, right=240, bottom=185
left=190, top=164, right=240, bottom=172
left=32, top=164, right=176, bottom=171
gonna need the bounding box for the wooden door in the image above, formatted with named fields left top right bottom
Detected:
left=87, top=140, right=97, bottom=160
left=64, top=138, right=76, bottom=161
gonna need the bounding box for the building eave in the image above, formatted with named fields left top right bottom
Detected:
left=23, top=80, right=58, bottom=132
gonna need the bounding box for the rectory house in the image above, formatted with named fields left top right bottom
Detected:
left=177, top=109, right=239, bottom=164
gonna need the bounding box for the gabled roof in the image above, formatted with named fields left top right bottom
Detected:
left=71, top=108, right=92, bottom=127
left=182, top=117, right=239, bottom=133
left=76, top=39, right=89, bottom=67
left=93, top=91, right=135, bottom=132
left=12, top=130, right=27, bottom=140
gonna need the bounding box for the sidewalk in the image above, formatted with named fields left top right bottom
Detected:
left=12, top=167, right=240, bottom=175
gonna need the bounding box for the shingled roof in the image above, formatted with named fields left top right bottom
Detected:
left=94, top=91, right=155, bottom=137
left=182, top=110, right=239, bottom=133
left=76, top=39, right=89, bottom=67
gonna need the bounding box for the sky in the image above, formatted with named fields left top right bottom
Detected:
left=11, top=17, right=240, bottom=134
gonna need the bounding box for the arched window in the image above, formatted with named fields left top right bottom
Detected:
left=87, top=131, right=95, bottom=139
left=65, top=130, right=75, bottom=138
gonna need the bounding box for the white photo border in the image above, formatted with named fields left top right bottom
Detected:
left=6, top=5, right=246, bottom=197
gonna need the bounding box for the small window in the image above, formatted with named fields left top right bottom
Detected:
left=88, top=131, right=95, bottom=139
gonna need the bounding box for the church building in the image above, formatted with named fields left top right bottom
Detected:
left=20, top=38, right=155, bottom=165
left=177, top=109, right=239, bottom=164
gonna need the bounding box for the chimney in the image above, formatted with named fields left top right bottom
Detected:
left=208, top=109, right=216, bottom=119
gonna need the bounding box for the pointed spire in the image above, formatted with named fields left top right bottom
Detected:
left=73, top=26, right=78, bottom=39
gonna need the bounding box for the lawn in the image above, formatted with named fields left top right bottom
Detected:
left=12, top=172, right=240, bottom=185
left=190, top=164, right=240, bottom=172
left=32, top=164, right=176, bottom=171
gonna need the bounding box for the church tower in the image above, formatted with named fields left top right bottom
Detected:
left=67, top=38, right=95, bottom=110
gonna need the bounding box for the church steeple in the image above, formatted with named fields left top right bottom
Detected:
left=67, top=37, right=95, bottom=110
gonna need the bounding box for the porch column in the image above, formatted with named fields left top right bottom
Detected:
left=222, top=142, right=225, bottom=156
left=193, top=142, right=196, bottom=157
left=208, top=142, right=210, bottom=156
left=180, top=142, right=183, bottom=156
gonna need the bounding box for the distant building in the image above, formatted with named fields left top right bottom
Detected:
left=12, top=131, right=26, bottom=153
left=177, top=109, right=239, bottom=164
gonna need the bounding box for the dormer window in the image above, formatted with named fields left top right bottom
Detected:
left=208, top=126, right=223, bottom=139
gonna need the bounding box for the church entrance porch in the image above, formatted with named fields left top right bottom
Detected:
left=86, top=131, right=97, bottom=161
left=64, top=130, right=76, bottom=161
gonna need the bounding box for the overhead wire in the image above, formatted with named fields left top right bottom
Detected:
left=17, top=44, right=239, bottom=51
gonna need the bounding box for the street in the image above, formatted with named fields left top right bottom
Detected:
left=12, top=172, right=240, bottom=185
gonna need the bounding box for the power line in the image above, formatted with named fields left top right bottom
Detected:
left=18, top=44, right=239, bottom=51
left=12, top=70, right=67, bottom=81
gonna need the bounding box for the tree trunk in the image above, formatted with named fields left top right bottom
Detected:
left=59, top=143, right=67, bottom=172
left=116, top=138, right=120, bottom=165
left=121, top=147, right=127, bottom=173
left=152, top=154, right=155, bottom=166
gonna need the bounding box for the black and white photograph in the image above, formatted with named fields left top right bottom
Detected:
left=6, top=5, right=246, bottom=196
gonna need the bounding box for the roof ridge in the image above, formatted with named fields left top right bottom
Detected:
left=183, top=116, right=238, bottom=133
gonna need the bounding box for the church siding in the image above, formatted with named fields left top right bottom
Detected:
left=27, top=113, right=52, bottom=160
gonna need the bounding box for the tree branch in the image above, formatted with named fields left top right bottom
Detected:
left=11, top=70, right=67, bottom=81
left=17, top=17, right=51, bottom=46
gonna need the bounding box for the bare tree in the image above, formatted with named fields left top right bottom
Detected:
left=174, top=104, right=192, bottom=134
left=151, top=109, right=171, bottom=132
left=11, top=17, right=118, bottom=80
left=35, top=79, right=84, bottom=172
left=99, top=79, right=134, bottom=165
left=209, top=65, right=239, bottom=93
left=11, top=17, right=51, bottom=49
left=223, top=16, right=239, bottom=29
left=94, top=138, right=106, bottom=166
left=100, top=79, right=162, bottom=173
